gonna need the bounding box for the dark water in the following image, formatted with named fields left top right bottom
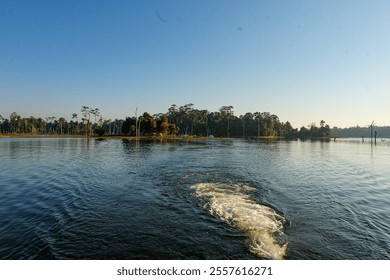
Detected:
left=0, top=138, right=389, bottom=260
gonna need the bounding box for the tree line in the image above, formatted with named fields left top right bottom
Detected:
left=331, top=125, right=390, bottom=139
left=0, top=104, right=332, bottom=139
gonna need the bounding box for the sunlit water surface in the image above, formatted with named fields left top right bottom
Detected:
left=0, top=138, right=389, bottom=259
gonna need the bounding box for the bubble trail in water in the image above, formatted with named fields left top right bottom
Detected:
left=191, top=182, right=287, bottom=260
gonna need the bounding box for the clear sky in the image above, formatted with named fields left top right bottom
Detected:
left=1, top=0, right=389, bottom=128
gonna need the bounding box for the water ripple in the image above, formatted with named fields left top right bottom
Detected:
left=1, top=138, right=389, bottom=259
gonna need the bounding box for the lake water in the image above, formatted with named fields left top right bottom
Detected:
left=0, top=138, right=389, bottom=260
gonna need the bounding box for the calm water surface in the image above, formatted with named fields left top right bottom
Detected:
left=0, top=138, right=389, bottom=259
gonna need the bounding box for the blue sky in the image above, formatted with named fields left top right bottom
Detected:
left=1, top=0, right=389, bottom=128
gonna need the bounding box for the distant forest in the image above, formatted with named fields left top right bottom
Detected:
left=1, top=104, right=333, bottom=139
left=331, top=126, right=390, bottom=139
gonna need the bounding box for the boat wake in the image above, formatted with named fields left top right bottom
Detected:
left=191, top=182, right=287, bottom=259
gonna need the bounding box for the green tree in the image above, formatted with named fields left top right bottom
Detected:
left=122, top=117, right=136, bottom=135
left=178, top=103, right=194, bottom=135
left=46, top=116, right=56, bottom=134
left=318, top=120, right=331, bottom=138
left=167, top=104, right=178, bottom=125
left=156, top=114, right=170, bottom=136
left=10, top=112, right=20, bottom=134
left=241, top=113, right=253, bottom=138
left=253, top=112, right=263, bottom=137
left=140, top=112, right=157, bottom=135
left=58, top=117, right=66, bottom=135
left=219, top=105, right=234, bottom=137
left=72, top=113, right=79, bottom=135
left=81, top=106, right=91, bottom=136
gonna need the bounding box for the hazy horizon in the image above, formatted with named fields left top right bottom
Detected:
left=1, top=0, right=390, bottom=129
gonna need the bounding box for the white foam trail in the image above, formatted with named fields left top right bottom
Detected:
left=191, top=182, right=287, bottom=259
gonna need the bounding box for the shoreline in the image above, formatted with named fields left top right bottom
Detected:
left=0, top=134, right=289, bottom=141
left=0, top=134, right=231, bottom=141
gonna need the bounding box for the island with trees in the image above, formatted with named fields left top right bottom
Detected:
left=1, top=103, right=332, bottom=140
